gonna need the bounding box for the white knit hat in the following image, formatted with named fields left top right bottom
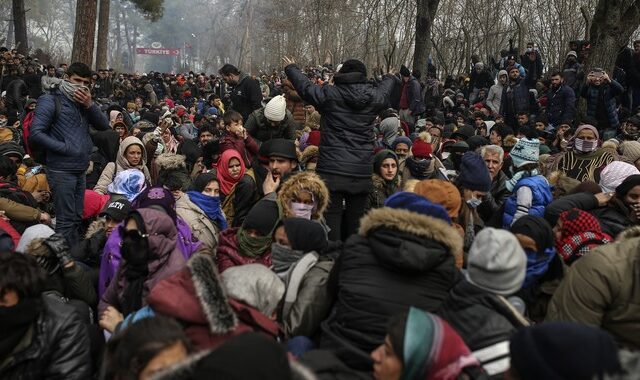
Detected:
left=599, top=161, right=640, bottom=193
left=264, top=95, right=287, bottom=122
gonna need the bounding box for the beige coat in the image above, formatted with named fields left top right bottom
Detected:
left=176, top=194, right=220, bottom=251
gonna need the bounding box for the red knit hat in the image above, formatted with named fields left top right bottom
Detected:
left=307, top=130, right=321, bottom=147
left=412, top=139, right=432, bottom=159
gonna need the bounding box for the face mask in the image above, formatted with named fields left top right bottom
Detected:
left=290, top=202, right=315, bottom=220
left=466, top=197, right=482, bottom=209
left=573, top=138, right=597, bottom=153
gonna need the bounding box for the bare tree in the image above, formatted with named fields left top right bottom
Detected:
left=71, top=0, right=98, bottom=66
left=96, top=0, right=110, bottom=69
left=12, top=0, right=28, bottom=54
left=413, top=0, right=440, bottom=73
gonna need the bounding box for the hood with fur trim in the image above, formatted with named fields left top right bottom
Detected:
left=155, top=153, right=187, bottom=172
left=278, top=171, right=329, bottom=220
left=359, top=207, right=463, bottom=269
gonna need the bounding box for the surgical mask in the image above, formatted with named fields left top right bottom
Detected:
left=573, top=138, right=597, bottom=153
left=290, top=202, right=314, bottom=219
left=466, top=198, right=482, bottom=209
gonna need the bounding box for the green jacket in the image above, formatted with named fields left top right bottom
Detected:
left=546, top=228, right=640, bottom=349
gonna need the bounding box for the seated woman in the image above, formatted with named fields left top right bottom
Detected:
left=176, top=172, right=227, bottom=250
left=367, top=150, right=400, bottom=210
left=216, top=197, right=282, bottom=273
left=99, top=187, right=200, bottom=297
left=98, top=208, right=186, bottom=321
left=370, top=307, right=484, bottom=380
left=94, top=136, right=151, bottom=194
left=216, top=149, right=246, bottom=201
left=272, top=217, right=334, bottom=338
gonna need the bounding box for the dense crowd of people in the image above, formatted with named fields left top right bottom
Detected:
left=1, top=40, right=640, bottom=379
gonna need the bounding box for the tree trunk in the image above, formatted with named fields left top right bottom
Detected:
left=96, top=0, right=110, bottom=70
left=412, top=0, right=440, bottom=73
left=587, top=0, right=640, bottom=74
left=71, top=0, right=98, bottom=67
left=12, top=0, right=28, bottom=55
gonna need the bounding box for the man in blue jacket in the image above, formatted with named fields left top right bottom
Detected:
left=283, top=56, right=397, bottom=240
left=30, top=62, right=110, bottom=246
left=546, top=71, right=576, bottom=129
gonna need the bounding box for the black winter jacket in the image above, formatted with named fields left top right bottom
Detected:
left=438, top=280, right=528, bottom=378
left=321, top=207, right=461, bottom=370
left=546, top=84, right=576, bottom=126
left=244, top=108, right=299, bottom=143
left=477, top=171, right=511, bottom=228
left=285, top=65, right=397, bottom=179
left=230, top=74, right=263, bottom=121
left=0, top=296, right=91, bottom=379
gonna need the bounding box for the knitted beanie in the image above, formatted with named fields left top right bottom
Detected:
left=509, top=323, right=621, bottom=380
left=466, top=228, right=526, bottom=295
left=619, top=141, right=640, bottom=165
left=392, top=136, right=412, bottom=150
left=599, top=161, right=640, bottom=193
left=384, top=192, right=451, bottom=225
left=457, top=152, right=492, bottom=192
left=411, top=139, right=432, bottom=159
left=263, top=95, right=287, bottom=122
left=413, top=179, right=462, bottom=219
left=510, top=137, right=540, bottom=168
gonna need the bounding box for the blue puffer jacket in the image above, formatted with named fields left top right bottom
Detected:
left=29, top=90, right=110, bottom=172
left=503, top=175, right=552, bottom=228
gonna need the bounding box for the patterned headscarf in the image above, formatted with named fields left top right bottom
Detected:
left=555, top=208, right=612, bottom=265
left=402, top=308, right=480, bottom=380
left=107, top=169, right=147, bottom=202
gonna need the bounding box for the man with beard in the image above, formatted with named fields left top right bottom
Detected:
left=0, top=252, right=91, bottom=378
left=546, top=71, right=576, bottom=129
left=219, top=64, right=263, bottom=121
left=232, top=139, right=299, bottom=227
left=477, top=145, right=511, bottom=227
left=500, top=65, right=537, bottom=131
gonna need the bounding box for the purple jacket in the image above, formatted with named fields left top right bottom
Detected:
left=98, top=215, right=201, bottom=297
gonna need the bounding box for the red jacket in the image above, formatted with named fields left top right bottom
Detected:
left=219, top=132, right=259, bottom=168
left=216, top=228, right=272, bottom=273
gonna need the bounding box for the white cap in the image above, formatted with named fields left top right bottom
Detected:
left=264, top=95, right=287, bottom=122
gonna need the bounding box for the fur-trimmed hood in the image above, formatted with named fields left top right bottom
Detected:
left=359, top=207, right=463, bottom=265
left=278, top=171, right=329, bottom=220
left=147, top=254, right=237, bottom=335
left=155, top=153, right=187, bottom=172
left=85, top=218, right=106, bottom=239
left=616, top=225, right=640, bottom=242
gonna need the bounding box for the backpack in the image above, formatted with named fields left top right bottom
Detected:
left=221, top=168, right=257, bottom=227
left=29, top=95, right=61, bottom=164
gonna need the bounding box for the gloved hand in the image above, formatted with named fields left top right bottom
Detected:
left=43, top=233, right=73, bottom=268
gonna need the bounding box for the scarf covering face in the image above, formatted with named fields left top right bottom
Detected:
left=402, top=307, right=479, bottom=380
left=217, top=149, right=246, bottom=195
left=120, top=214, right=151, bottom=316
left=187, top=190, right=228, bottom=230
left=237, top=200, right=283, bottom=258
left=555, top=208, right=612, bottom=265
left=510, top=215, right=556, bottom=288
left=271, top=243, right=305, bottom=276
left=237, top=227, right=273, bottom=258
left=107, top=169, right=147, bottom=202
left=59, top=80, right=84, bottom=102
left=568, top=124, right=600, bottom=152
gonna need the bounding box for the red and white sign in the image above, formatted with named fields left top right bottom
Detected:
left=136, top=48, right=180, bottom=56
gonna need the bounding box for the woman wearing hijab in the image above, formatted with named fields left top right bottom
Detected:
left=545, top=124, right=615, bottom=182
left=510, top=215, right=564, bottom=322
left=94, top=136, right=151, bottom=194
left=272, top=217, right=334, bottom=338
left=368, top=150, right=401, bottom=210
left=98, top=208, right=186, bottom=326
left=370, top=308, right=484, bottom=380
left=216, top=149, right=246, bottom=200
left=175, top=172, right=227, bottom=250
left=216, top=197, right=282, bottom=273
left=109, top=110, right=124, bottom=128
left=98, top=187, right=201, bottom=297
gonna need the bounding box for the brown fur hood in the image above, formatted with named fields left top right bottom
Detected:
left=278, top=171, right=329, bottom=220
left=359, top=207, right=463, bottom=258
left=86, top=219, right=106, bottom=239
